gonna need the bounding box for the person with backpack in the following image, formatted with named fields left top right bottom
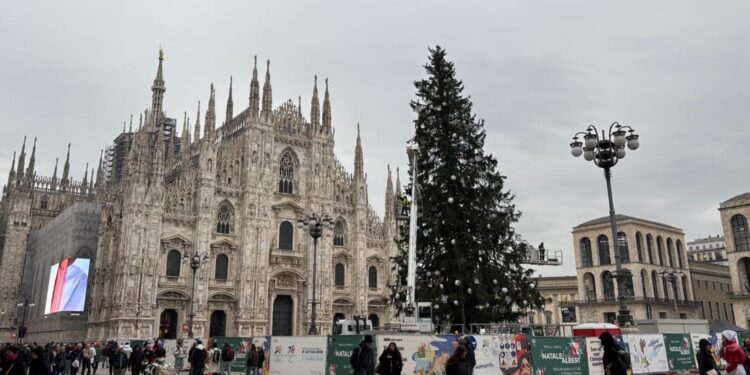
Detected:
left=207, top=342, right=221, bottom=375
left=220, top=342, right=234, bottom=375
left=350, top=335, right=375, bottom=375
left=189, top=343, right=207, bottom=375
left=599, top=332, right=630, bottom=375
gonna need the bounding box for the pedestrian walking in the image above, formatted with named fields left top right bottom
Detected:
left=130, top=345, right=145, bottom=375
left=376, top=342, right=402, bottom=375
left=30, top=346, right=52, bottom=375
left=207, top=342, right=221, bottom=375
left=721, top=330, right=747, bottom=375
left=109, top=347, right=129, bottom=375
left=69, top=344, right=83, bottom=375
left=245, top=344, right=260, bottom=375
left=350, top=335, right=374, bottom=375
left=173, top=341, right=186, bottom=373
left=81, top=343, right=93, bottom=375
left=445, top=345, right=469, bottom=375
left=257, top=347, right=265, bottom=375
left=189, top=343, right=207, bottom=375
left=696, top=338, right=720, bottom=375
left=220, top=342, right=234, bottom=375
left=599, top=332, right=630, bottom=375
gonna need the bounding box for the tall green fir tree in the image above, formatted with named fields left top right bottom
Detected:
left=390, top=46, right=545, bottom=328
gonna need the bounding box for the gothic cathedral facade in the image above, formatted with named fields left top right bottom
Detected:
left=0, top=51, right=401, bottom=340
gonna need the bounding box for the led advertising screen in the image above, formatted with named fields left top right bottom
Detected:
left=44, top=258, right=90, bottom=315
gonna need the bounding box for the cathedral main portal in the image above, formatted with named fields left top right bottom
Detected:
left=272, top=295, right=293, bottom=336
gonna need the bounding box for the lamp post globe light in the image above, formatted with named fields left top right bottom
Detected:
left=298, top=212, right=334, bottom=335
left=571, top=122, right=640, bottom=327
left=660, top=269, right=685, bottom=317
left=17, top=294, right=35, bottom=343
left=182, top=251, right=210, bottom=338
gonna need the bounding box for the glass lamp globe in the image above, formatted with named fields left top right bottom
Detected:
left=570, top=141, right=583, bottom=157
left=613, top=130, right=627, bottom=147
left=583, top=149, right=595, bottom=161
left=627, top=134, right=639, bottom=150
left=616, top=147, right=626, bottom=159
left=584, top=133, right=598, bottom=149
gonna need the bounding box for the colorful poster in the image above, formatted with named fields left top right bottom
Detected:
left=584, top=337, right=604, bottom=375
left=269, top=336, right=327, bottom=375
left=473, top=334, right=530, bottom=375
left=530, top=336, right=588, bottom=375
left=622, top=334, right=669, bottom=374
left=376, top=334, right=459, bottom=374
left=663, top=334, right=695, bottom=372
left=326, top=335, right=373, bottom=374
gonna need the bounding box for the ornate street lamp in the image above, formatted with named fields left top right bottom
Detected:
left=571, top=122, right=640, bottom=327
left=16, top=294, right=35, bottom=344
left=660, top=269, right=685, bottom=316
left=182, top=252, right=210, bottom=338
left=298, top=212, right=334, bottom=335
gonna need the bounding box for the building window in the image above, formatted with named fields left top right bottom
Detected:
left=216, top=203, right=233, bottom=234
left=279, top=221, right=294, bottom=250
left=334, top=220, right=346, bottom=246
left=663, top=278, right=671, bottom=300
left=166, top=250, right=181, bottom=277
left=598, top=235, right=611, bottom=265
left=279, top=152, right=294, bottom=194
left=646, top=234, right=654, bottom=264
left=659, top=312, right=667, bottom=319
left=636, top=232, right=643, bottom=263
left=602, top=271, right=615, bottom=300
left=335, top=263, right=345, bottom=286
left=617, top=232, right=630, bottom=263
left=580, top=237, right=593, bottom=267
left=652, top=270, right=660, bottom=298
left=40, top=194, right=49, bottom=210
left=583, top=273, right=596, bottom=301
left=622, top=272, right=634, bottom=298
left=731, top=215, right=750, bottom=251
left=657, top=236, right=665, bottom=266
left=545, top=311, right=553, bottom=324
left=640, top=269, right=648, bottom=298
left=676, top=240, right=684, bottom=268
left=215, top=254, right=228, bottom=280
left=368, top=266, right=377, bottom=289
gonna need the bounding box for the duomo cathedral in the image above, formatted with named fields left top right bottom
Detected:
left=0, top=50, right=400, bottom=340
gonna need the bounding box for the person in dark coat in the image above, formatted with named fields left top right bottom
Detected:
left=3, top=346, right=28, bottom=375
left=189, top=344, right=207, bottom=375
left=600, top=332, right=630, bottom=375
left=350, top=335, right=374, bottom=375
left=30, top=346, right=52, bottom=375
left=445, top=345, right=469, bottom=375
left=109, top=347, right=129, bottom=375
left=130, top=345, right=145, bottom=375
left=458, top=336, right=476, bottom=374
left=696, top=338, right=720, bottom=375
left=376, top=342, right=403, bottom=375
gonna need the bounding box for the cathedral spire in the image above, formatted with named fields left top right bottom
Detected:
left=395, top=167, right=402, bottom=198
left=261, top=60, right=272, bottom=119
left=95, top=150, right=104, bottom=189
left=26, top=137, right=37, bottom=181
left=194, top=101, right=201, bottom=144
left=151, top=123, right=165, bottom=183
left=16, top=136, right=27, bottom=181
left=249, top=55, right=260, bottom=118
left=129, top=114, right=133, bottom=133
left=50, top=157, right=58, bottom=189
left=204, top=84, right=216, bottom=140
left=82, top=162, right=89, bottom=192
left=322, top=78, right=331, bottom=133
left=310, top=75, right=320, bottom=129
left=354, top=123, right=364, bottom=180
left=150, top=49, right=166, bottom=126
left=61, top=143, right=71, bottom=188
left=226, top=76, right=234, bottom=122
left=385, top=165, right=394, bottom=217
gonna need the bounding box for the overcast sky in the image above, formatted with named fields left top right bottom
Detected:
left=1, top=1, right=748, bottom=276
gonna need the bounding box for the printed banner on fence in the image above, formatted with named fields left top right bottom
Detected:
left=530, top=336, right=588, bottom=375
left=584, top=337, right=604, bottom=375
left=663, top=334, right=696, bottom=372
left=473, top=334, right=530, bottom=375
left=269, top=336, right=327, bottom=375
left=377, top=334, right=463, bottom=374
left=622, top=334, right=669, bottom=375
left=326, top=335, right=374, bottom=374
left=214, top=336, right=272, bottom=373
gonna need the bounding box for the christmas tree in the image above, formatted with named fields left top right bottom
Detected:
left=390, top=46, right=544, bottom=328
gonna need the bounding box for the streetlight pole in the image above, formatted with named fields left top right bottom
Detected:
left=298, top=213, right=333, bottom=335
left=571, top=122, right=640, bottom=327
left=660, top=269, right=684, bottom=317
left=182, top=252, right=209, bottom=339
left=17, top=294, right=35, bottom=344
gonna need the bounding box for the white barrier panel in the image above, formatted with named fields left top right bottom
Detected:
left=377, top=335, right=454, bottom=374
left=473, top=334, right=528, bottom=375
left=585, top=337, right=605, bottom=375
left=269, top=336, right=327, bottom=375
left=622, top=334, right=669, bottom=375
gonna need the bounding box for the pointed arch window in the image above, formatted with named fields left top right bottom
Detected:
left=335, top=263, right=345, bottom=286
left=40, top=195, right=49, bottom=210
left=580, top=238, right=593, bottom=267
left=368, top=266, right=377, bottom=289
left=166, top=250, right=181, bottom=277
left=216, top=203, right=234, bottom=234
left=215, top=254, right=229, bottom=280
left=279, top=152, right=294, bottom=194
left=602, top=271, right=615, bottom=300
left=598, top=235, right=611, bottom=265
left=334, top=220, right=347, bottom=246
left=731, top=215, right=750, bottom=251
left=279, top=221, right=294, bottom=250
